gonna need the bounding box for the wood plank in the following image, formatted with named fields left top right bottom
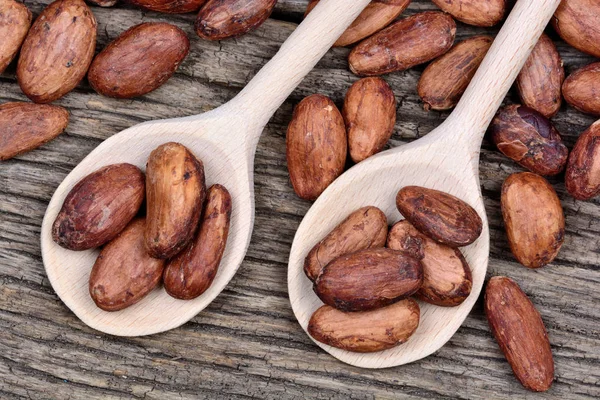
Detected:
left=0, top=0, right=598, bottom=398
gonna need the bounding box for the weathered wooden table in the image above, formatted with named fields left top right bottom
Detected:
left=1, top=1, right=599, bottom=398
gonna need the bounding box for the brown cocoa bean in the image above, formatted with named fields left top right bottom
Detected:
left=52, top=163, right=145, bottom=251
left=348, top=11, right=456, bottom=76
left=17, top=0, right=96, bottom=103
left=418, top=35, right=492, bottom=111
left=305, top=0, right=411, bottom=47
left=314, top=248, right=423, bottom=312
left=343, top=77, right=396, bottom=162
left=501, top=172, right=564, bottom=268
left=195, top=0, right=277, bottom=40
left=387, top=220, right=472, bottom=307
left=516, top=34, right=564, bottom=118
left=304, top=206, right=388, bottom=281
left=308, top=299, right=420, bottom=353
left=0, top=0, right=31, bottom=74
left=552, top=0, right=600, bottom=58
left=128, top=0, right=205, bottom=13
left=432, top=0, right=505, bottom=27
left=88, top=23, right=189, bottom=99
left=562, top=62, right=600, bottom=116
left=396, top=186, right=483, bottom=247
left=485, top=276, right=554, bottom=392
left=286, top=94, right=347, bottom=200
left=565, top=120, right=600, bottom=200
left=490, top=105, right=568, bottom=176
left=0, top=102, right=68, bottom=161
left=164, top=184, right=232, bottom=300
left=145, top=142, right=206, bottom=259
left=90, top=219, right=165, bottom=312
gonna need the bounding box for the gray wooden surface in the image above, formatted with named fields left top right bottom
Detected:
left=1, top=1, right=599, bottom=399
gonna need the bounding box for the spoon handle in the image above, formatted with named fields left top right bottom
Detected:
left=223, top=0, right=371, bottom=136
left=443, top=0, right=561, bottom=150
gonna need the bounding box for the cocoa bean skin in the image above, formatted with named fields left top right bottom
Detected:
left=562, top=62, right=600, bottom=116
left=0, top=0, right=32, bottom=74
left=0, top=102, right=68, bottom=161
left=516, top=34, right=564, bottom=118
left=396, top=186, right=483, bottom=247
left=88, top=23, right=190, bottom=99
left=431, top=0, right=505, bottom=27
left=164, top=184, right=232, bottom=300
left=305, top=0, right=411, bottom=47
left=349, top=11, right=456, bottom=76
left=418, top=35, right=492, bottom=111
left=565, top=120, right=600, bottom=200
left=89, top=219, right=165, bottom=312
left=304, top=206, right=388, bottom=281
left=552, top=0, right=600, bottom=58
left=195, top=0, right=277, bottom=40
left=17, top=0, right=97, bottom=103
left=343, top=77, right=396, bottom=162
left=308, top=299, right=420, bottom=353
left=501, top=172, right=564, bottom=268
left=490, top=105, right=568, bottom=176
left=286, top=94, right=347, bottom=200
left=485, top=276, right=554, bottom=392
left=387, top=220, right=472, bottom=307
left=52, top=163, right=145, bottom=251
left=145, top=142, right=206, bottom=259
left=314, top=248, right=423, bottom=312
left=128, top=0, right=206, bottom=13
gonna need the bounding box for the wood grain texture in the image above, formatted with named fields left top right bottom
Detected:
left=0, top=0, right=599, bottom=398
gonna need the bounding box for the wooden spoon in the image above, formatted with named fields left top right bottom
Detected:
left=40, top=0, right=372, bottom=336
left=288, top=0, right=561, bottom=368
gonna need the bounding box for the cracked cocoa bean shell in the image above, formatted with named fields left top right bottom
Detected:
left=90, top=218, right=165, bottom=312
left=308, top=299, right=420, bottom=353
left=195, top=0, right=277, bottom=40
left=485, top=276, right=554, bottom=392
left=431, top=0, right=505, bottom=27
left=52, top=163, right=145, bottom=250
left=552, top=0, right=600, bottom=58
left=349, top=11, right=456, bottom=76
left=343, top=77, right=396, bottom=162
left=387, top=220, right=472, bottom=307
left=88, top=23, right=189, bottom=99
left=396, top=186, right=483, bottom=247
left=501, top=172, right=564, bottom=268
left=164, top=184, right=232, bottom=300
left=418, top=35, right=492, bottom=111
left=314, top=248, right=423, bottom=312
left=17, top=0, right=96, bottom=103
left=286, top=94, right=347, bottom=200
left=145, top=142, right=206, bottom=259
left=0, top=102, right=68, bottom=161
left=490, top=105, right=568, bottom=176
left=305, top=0, right=411, bottom=47
left=565, top=120, right=600, bottom=200
left=516, top=34, right=564, bottom=118
left=562, top=62, right=600, bottom=116
left=304, top=206, right=388, bottom=281
left=0, top=0, right=31, bottom=74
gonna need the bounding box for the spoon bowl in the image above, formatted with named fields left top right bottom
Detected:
left=40, top=0, right=374, bottom=336
left=288, top=133, right=489, bottom=367
left=288, top=0, right=561, bottom=367
left=41, top=118, right=254, bottom=336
